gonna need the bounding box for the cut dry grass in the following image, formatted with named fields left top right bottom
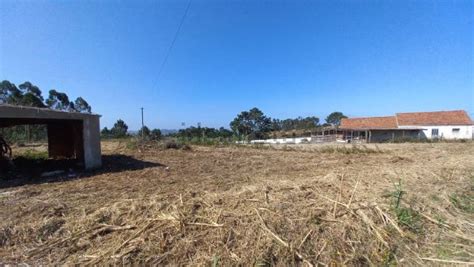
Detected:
left=0, top=141, right=473, bottom=265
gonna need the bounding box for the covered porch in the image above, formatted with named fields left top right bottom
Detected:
left=341, top=128, right=423, bottom=143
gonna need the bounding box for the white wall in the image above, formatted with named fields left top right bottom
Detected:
left=250, top=137, right=311, bottom=144
left=399, top=125, right=473, bottom=140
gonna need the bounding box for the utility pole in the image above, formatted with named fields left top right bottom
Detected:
left=141, top=107, right=144, bottom=140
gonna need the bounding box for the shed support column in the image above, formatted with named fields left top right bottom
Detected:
left=368, top=130, right=371, bottom=143
left=82, top=116, right=102, bottom=169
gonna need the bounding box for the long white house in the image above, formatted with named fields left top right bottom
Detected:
left=340, top=110, right=473, bottom=142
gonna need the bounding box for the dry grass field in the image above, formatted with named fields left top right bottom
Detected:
left=0, top=141, right=473, bottom=265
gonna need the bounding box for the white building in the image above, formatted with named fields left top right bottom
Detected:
left=340, top=110, right=473, bottom=142
left=396, top=110, right=473, bottom=140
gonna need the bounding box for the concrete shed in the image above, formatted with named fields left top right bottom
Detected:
left=0, top=104, right=101, bottom=169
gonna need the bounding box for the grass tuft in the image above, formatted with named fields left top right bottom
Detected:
left=390, top=180, right=423, bottom=233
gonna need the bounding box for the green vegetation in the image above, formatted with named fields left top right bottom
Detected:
left=449, top=192, right=473, bottom=213
left=1, top=125, right=47, bottom=144
left=17, top=149, right=49, bottom=160
left=101, top=119, right=129, bottom=139
left=325, top=111, right=347, bottom=126
left=100, top=108, right=348, bottom=144
left=318, top=145, right=382, bottom=154
left=230, top=107, right=272, bottom=140
left=229, top=107, right=347, bottom=140
left=1, top=80, right=91, bottom=112
left=390, top=181, right=423, bottom=233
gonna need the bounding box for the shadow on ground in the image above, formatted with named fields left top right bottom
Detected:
left=0, top=154, right=164, bottom=189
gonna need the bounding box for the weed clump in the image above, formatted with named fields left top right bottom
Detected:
left=390, top=181, right=423, bottom=233
left=449, top=192, right=473, bottom=213
left=163, top=140, right=191, bottom=150
left=318, top=145, right=382, bottom=154
left=37, top=218, right=65, bottom=241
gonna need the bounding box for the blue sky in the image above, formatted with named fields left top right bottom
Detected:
left=1, top=0, right=473, bottom=130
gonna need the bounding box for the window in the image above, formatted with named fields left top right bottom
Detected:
left=452, top=128, right=460, bottom=136
left=431, top=128, right=439, bottom=137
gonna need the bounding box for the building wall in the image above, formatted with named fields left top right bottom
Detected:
left=399, top=125, right=473, bottom=139
left=82, top=116, right=102, bottom=169
left=250, top=137, right=311, bottom=144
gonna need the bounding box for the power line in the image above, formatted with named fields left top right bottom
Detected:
left=154, top=0, right=192, bottom=84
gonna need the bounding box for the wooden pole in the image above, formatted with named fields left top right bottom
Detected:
left=141, top=107, right=144, bottom=140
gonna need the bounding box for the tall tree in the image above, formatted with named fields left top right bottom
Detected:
left=19, top=82, right=43, bottom=101
left=325, top=112, right=348, bottom=126
left=18, top=81, right=45, bottom=107
left=111, top=119, right=128, bottom=138
left=74, top=97, right=92, bottom=113
left=150, top=129, right=162, bottom=140
left=138, top=126, right=151, bottom=138
left=0, top=80, right=22, bottom=104
left=46, top=90, right=71, bottom=111
left=230, top=107, right=272, bottom=139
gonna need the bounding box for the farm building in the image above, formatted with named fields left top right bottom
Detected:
left=0, top=104, right=102, bottom=169
left=340, top=110, right=473, bottom=142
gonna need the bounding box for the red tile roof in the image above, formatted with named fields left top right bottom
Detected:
left=340, top=116, right=398, bottom=129
left=396, top=110, right=473, bottom=126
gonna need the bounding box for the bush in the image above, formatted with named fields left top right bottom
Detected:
left=163, top=140, right=191, bottom=150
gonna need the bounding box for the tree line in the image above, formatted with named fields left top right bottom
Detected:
left=104, top=108, right=347, bottom=142
left=101, top=119, right=162, bottom=141
left=0, top=80, right=92, bottom=112
left=0, top=80, right=92, bottom=143
left=230, top=108, right=347, bottom=140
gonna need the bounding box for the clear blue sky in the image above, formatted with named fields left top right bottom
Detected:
left=1, top=0, right=473, bottom=130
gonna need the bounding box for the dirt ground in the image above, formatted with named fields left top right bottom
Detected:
left=0, top=141, right=473, bottom=265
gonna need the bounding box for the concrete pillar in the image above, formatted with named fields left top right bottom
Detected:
left=82, top=116, right=102, bottom=169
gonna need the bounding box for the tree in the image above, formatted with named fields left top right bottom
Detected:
left=17, top=82, right=45, bottom=108
left=230, top=107, right=272, bottom=139
left=218, top=127, right=233, bottom=138
left=325, top=112, right=347, bottom=126
left=101, top=127, right=111, bottom=135
left=2, top=80, right=92, bottom=112
left=19, top=81, right=44, bottom=100
left=74, top=97, right=92, bottom=113
left=138, top=126, right=151, bottom=138
left=111, top=119, right=128, bottom=138
left=0, top=80, right=22, bottom=104
left=20, top=93, right=46, bottom=107
left=150, top=129, right=162, bottom=140
left=46, top=90, right=71, bottom=111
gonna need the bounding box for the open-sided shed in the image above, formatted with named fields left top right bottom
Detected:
left=340, top=116, right=422, bottom=142
left=0, top=104, right=101, bottom=169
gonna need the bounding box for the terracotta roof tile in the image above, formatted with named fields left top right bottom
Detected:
left=396, top=110, right=473, bottom=126
left=340, top=116, right=398, bottom=129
